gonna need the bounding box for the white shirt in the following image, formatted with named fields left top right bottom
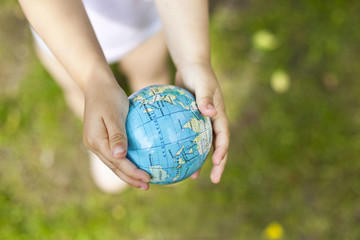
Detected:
left=32, top=0, right=162, bottom=63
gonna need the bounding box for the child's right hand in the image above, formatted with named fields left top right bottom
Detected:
left=82, top=79, right=151, bottom=191
left=19, top=0, right=152, bottom=190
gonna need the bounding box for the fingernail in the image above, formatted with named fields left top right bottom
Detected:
left=113, top=146, right=125, bottom=155
left=140, top=185, right=147, bottom=191
left=212, top=175, right=220, bottom=183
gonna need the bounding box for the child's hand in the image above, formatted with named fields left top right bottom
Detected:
left=176, top=63, right=230, bottom=184
left=82, top=80, right=151, bottom=190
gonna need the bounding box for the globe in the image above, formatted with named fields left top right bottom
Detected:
left=126, top=85, right=213, bottom=184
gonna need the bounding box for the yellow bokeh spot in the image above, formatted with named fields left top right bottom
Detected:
left=264, top=222, right=284, bottom=240
left=253, top=30, right=278, bottom=50
left=270, top=69, right=290, bottom=93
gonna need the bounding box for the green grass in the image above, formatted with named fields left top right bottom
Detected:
left=1, top=1, right=360, bottom=239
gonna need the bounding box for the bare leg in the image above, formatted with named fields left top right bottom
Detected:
left=119, top=31, right=170, bottom=93
left=35, top=44, right=84, bottom=119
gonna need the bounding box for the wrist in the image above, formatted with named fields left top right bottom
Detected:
left=83, top=74, right=129, bottom=118
left=177, top=61, right=215, bottom=82
left=80, top=63, right=118, bottom=94
left=177, top=60, right=212, bottom=73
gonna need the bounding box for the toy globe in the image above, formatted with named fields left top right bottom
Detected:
left=126, top=85, right=213, bottom=184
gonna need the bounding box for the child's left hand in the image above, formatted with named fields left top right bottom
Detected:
left=175, top=63, right=230, bottom=184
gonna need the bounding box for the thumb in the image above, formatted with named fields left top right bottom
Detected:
left=106, top=120, right=128, bottom=159
left=195, top=83, right=217, bottom=118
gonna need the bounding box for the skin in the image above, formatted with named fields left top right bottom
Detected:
left=18, top=0, right=230, bottom=190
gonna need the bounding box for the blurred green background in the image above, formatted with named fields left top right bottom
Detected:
left=1, top=0, right=360, bottom=239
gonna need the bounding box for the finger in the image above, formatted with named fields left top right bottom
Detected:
left=94, top=135, right=151, bottom=183
left=94, top=150, right=150, bottom=190
left=212, top=116, right=230, bottom=166
left=212, top=90, right=230, bottom=166
left=109, top=156, right=151, bottom=183
left=210, top=153, right=228, bottom=184
left=104, top=115, right=128, bottom=159
left=112, top=168, right=149, bottom=191
left=195, top=82, right=217, bottom=118
left=190, top=168, right=201, bottom=179
left=85, top=118, right=151, bottom=184
left=83, top=114, right=110, bottom=152
left=102, top=113, right=150, bottom=182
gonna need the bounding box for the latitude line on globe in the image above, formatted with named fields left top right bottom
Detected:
left=128, top=107, right=191, bottom=132
left=126, top=130, right=210, bottom=151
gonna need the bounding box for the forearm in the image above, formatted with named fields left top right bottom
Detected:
left=19, top=0, right=114, bottom=92
left=154, top=0, right=211, bottom=69
left=156, top=1, right=228, bottom=184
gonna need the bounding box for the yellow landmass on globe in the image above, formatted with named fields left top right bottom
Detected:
left=190, top=102, right=198, bottom=111
left=149, top=165, right=169, bottom=183
left=183, top=117, right=203, bottom=133
left=177, top=101, right=189, bottom=110
left=183, top=117, right=212, bottom=155
left=133, top=94, right=146, bottom=102
left=172, top=172, right=181, bottom=182
left=133, top=87, right=196, bottom=113
left=159, top=94, right=177, bottom=105
left=176, top=145, right=184, bottom=156
left=134, top=94, right=178, bottom=106
left=193, top=131, right=212, bottom=155
left=143, top=108, right=155, bottom=113
left=148, top=86, right=175, bottom=97
left=147, top=85, right=187, bottom=96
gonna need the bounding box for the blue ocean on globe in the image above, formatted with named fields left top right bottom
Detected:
left=126, top=85, right=213, bottom=184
